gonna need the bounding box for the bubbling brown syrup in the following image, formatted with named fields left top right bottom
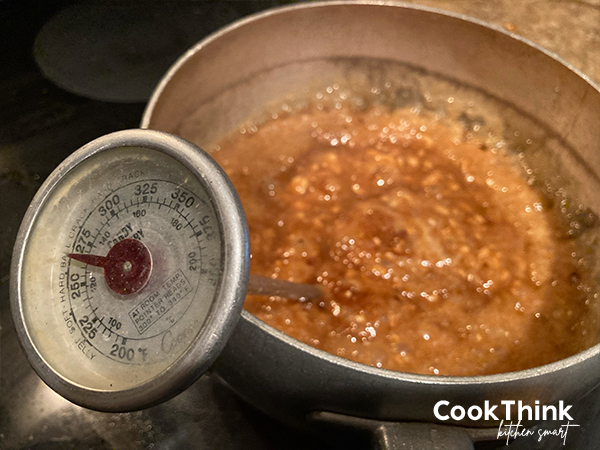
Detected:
left=182, top=79, right=599, bottom=376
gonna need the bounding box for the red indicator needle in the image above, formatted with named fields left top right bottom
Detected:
left=68, top=239, right=152, bottom=295
left=67, top=253, right=108, bottom=267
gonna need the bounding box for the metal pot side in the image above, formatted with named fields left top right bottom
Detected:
left=142, top=1, right=600, bottom=427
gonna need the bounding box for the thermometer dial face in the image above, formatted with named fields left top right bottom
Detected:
left=11, top=130, right=249, bottom=411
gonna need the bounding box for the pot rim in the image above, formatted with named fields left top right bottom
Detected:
left=142, top=0, right=600, bottom=388
left=141, top=0, right=600, bottom=130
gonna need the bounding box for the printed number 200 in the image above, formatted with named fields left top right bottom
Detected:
left=110, top=344, right=134, bottom=361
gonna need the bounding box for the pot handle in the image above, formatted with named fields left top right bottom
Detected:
left=309, top=411, right=498, bottom=450
left=371, top=422, right=474, bottom=450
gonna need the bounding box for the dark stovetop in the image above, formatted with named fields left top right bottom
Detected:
left=1, top=2, right=600, bottom=449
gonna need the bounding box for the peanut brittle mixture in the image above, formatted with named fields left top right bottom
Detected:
left=183, top=85, right=599, bottom=376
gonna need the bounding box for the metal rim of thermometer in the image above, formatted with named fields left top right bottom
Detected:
left=10, top=129, right=249, bottom=412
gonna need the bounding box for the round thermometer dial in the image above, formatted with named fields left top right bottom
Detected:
left=11, top=130, right=249, bottom=412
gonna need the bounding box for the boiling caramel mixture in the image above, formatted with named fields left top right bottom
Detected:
left=186, top=85, right=599, bottom=376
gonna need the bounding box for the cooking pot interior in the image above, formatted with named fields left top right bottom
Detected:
left=143, top=2, right=600, bottom=427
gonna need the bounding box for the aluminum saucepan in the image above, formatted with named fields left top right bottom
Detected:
left=141, top=1, right=600, bottom=446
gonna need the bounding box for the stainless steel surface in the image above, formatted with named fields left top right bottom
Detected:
left=10, top=129, right=250, bottom=412
left=247, top=274, right=322, bottom=301
left=143, top=0, right=600, bottom=429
